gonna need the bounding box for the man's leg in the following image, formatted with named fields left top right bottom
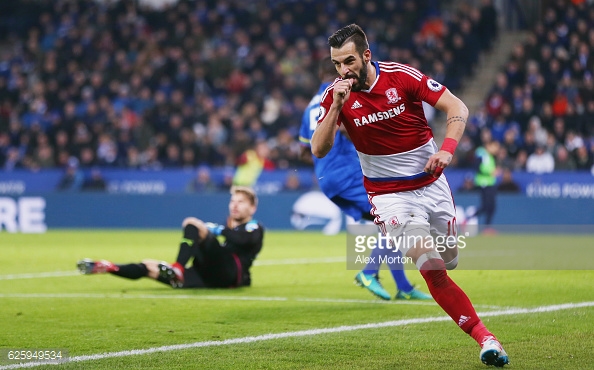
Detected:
left=143, top=259, right=182, bottom=287
left=472, top=186, right=497, bottom=229
left=187, top=240, right=241, bottom=288
left=483, top=186, right=497, bottom=226
left=369, top=234, right=432, bottom=300
left=175, top=217, right=209, bottom=268
left=386, top=251, right=432, bottom=300
left=347, top=214, right=392, bottom=300
left=159, top=217, right=212, bottom=287
left=77, top=258, right=173, bottom=286
left=405, top=241, right=508, bottom=366
left=352, top=213, right=430, bottom=300
left=354, top=245, right=391, bottom=300
left=371, top=189, right=508, bottom=366
left=176, top=266, right=206, bottom=288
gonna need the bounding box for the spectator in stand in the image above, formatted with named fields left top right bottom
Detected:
left=514, top=150, right=528, bottom=171
left=82, top=167, right=107, bottom=192
left=163, top=143, right=182, bottom=168
left=0, top=0, right=489, bottom=175
left=554, top=146, right=577, bottom=171
left=497, top=168, right=521, bottom=193
left=502, top=128, right=521, bottom=161
left=477, top=0, right=498, bottom=51
left=458, top=173, right=477, bottom=193
left=464, top=0, right=594, bottom=172
left=574, top=145, right=593, bottom=170
left=282, top=172, right=307, bottom=192
left=56, top=157, right=84, bottom=192
left=526, top=145, right=555, bottom=174
left=186, top=166, right=219, bottom=193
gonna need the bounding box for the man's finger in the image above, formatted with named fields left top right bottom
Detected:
left=433, top=166, right=444, bottom=178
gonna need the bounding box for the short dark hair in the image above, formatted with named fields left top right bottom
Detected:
left=328, top=24, right=369, bottom=56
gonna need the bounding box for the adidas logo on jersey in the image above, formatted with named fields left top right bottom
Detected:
left=458, top=315, right=471, bottom=326
left=351, top=100, right=363, bottom=109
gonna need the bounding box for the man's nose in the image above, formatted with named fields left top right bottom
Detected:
left=340, top=65, right=350, bottom=76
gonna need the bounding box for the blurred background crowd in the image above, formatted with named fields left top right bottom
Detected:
left=456, top=0, right=594, bottom=174
left=0, top=0, right=492, bottom=172
left=0, top=0, right=592, bottom=182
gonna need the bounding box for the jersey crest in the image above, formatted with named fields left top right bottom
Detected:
left=385, top=88, right=401, bottom=104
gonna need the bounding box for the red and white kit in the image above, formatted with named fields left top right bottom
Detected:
left=318, top=61, right=456, bottom=241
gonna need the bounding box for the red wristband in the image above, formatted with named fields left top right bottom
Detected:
left=440, top=138, right=458, bottom=155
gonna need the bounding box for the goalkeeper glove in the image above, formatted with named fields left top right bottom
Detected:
left=205, top=222, right=224, bottom=236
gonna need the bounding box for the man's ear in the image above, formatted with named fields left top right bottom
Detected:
left=363, top=49, right=372, bottom=64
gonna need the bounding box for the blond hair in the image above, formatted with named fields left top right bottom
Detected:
left=230, top=186, right=258, bottom=207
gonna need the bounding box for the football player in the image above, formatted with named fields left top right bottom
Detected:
left=299, top=57, right=431, bottom=301
left=77, top=186, right=264, bottom=289
left=311, top=24, right=508, bottom=367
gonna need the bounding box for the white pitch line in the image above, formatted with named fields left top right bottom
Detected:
left=0, top=257, right=347, bottom=281
left=0, top=293, right=508, bottom=309
left=254, top=256, right=346, bottom=265
left=0, top=271, right=80, bottom=280
left=1, top=301, right=593, bottom=370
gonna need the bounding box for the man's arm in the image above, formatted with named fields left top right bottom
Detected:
left=311, top=79, right=352, bottom=158
left=424, top=89, right=468, bottom=177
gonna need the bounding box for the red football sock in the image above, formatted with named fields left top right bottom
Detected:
left=470, top=322, right=495, bottom=346
left=418, top=257, right=493, bottom=346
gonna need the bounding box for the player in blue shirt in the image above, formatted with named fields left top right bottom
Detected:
left=299, top=57, right=431, bottom=300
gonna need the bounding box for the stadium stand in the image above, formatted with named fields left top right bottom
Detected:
left=1, top=0, right=494, bottom=181
left=458, top=0, right=594, bottom=173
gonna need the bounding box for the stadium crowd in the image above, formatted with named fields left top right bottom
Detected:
left=1, top=0, right=497, bottom=175
left=456, top=0, right=594, bottom=174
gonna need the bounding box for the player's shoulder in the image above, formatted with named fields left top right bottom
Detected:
left=377, top=61, right=424, bottom=82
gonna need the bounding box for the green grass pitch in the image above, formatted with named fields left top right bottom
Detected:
left=1, top=230, right=593, bottom=369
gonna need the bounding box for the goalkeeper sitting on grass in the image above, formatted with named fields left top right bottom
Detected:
left=77, top=186, right=264, bottom=288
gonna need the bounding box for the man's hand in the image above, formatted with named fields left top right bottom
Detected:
left=424, top=150, right=453, bottom=178
left=311, top=78, right=354, bottom=159
left=333, top=79, right=353, bottom=106
left=205, top=222, right=224, bottom=236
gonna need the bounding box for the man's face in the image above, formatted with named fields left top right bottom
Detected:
left=331, top=41, right=369, bottom=92
left=228, top=192, right=256, bottom=223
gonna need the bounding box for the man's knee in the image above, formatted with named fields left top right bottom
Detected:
left=182, top=217, right=203, bottom=228
left=444, top=255, right=458, bottom=270
left=438, top=245, right=458, bottom=270
left=182, top=217, right=209, bottom=240
left=436, top=240, right=459, bottom=270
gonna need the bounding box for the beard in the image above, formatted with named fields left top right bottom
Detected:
left=344, top=64, right=368, bottom=92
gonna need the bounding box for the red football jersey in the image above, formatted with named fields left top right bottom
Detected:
left=317, top=61, right=447, bottom=194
